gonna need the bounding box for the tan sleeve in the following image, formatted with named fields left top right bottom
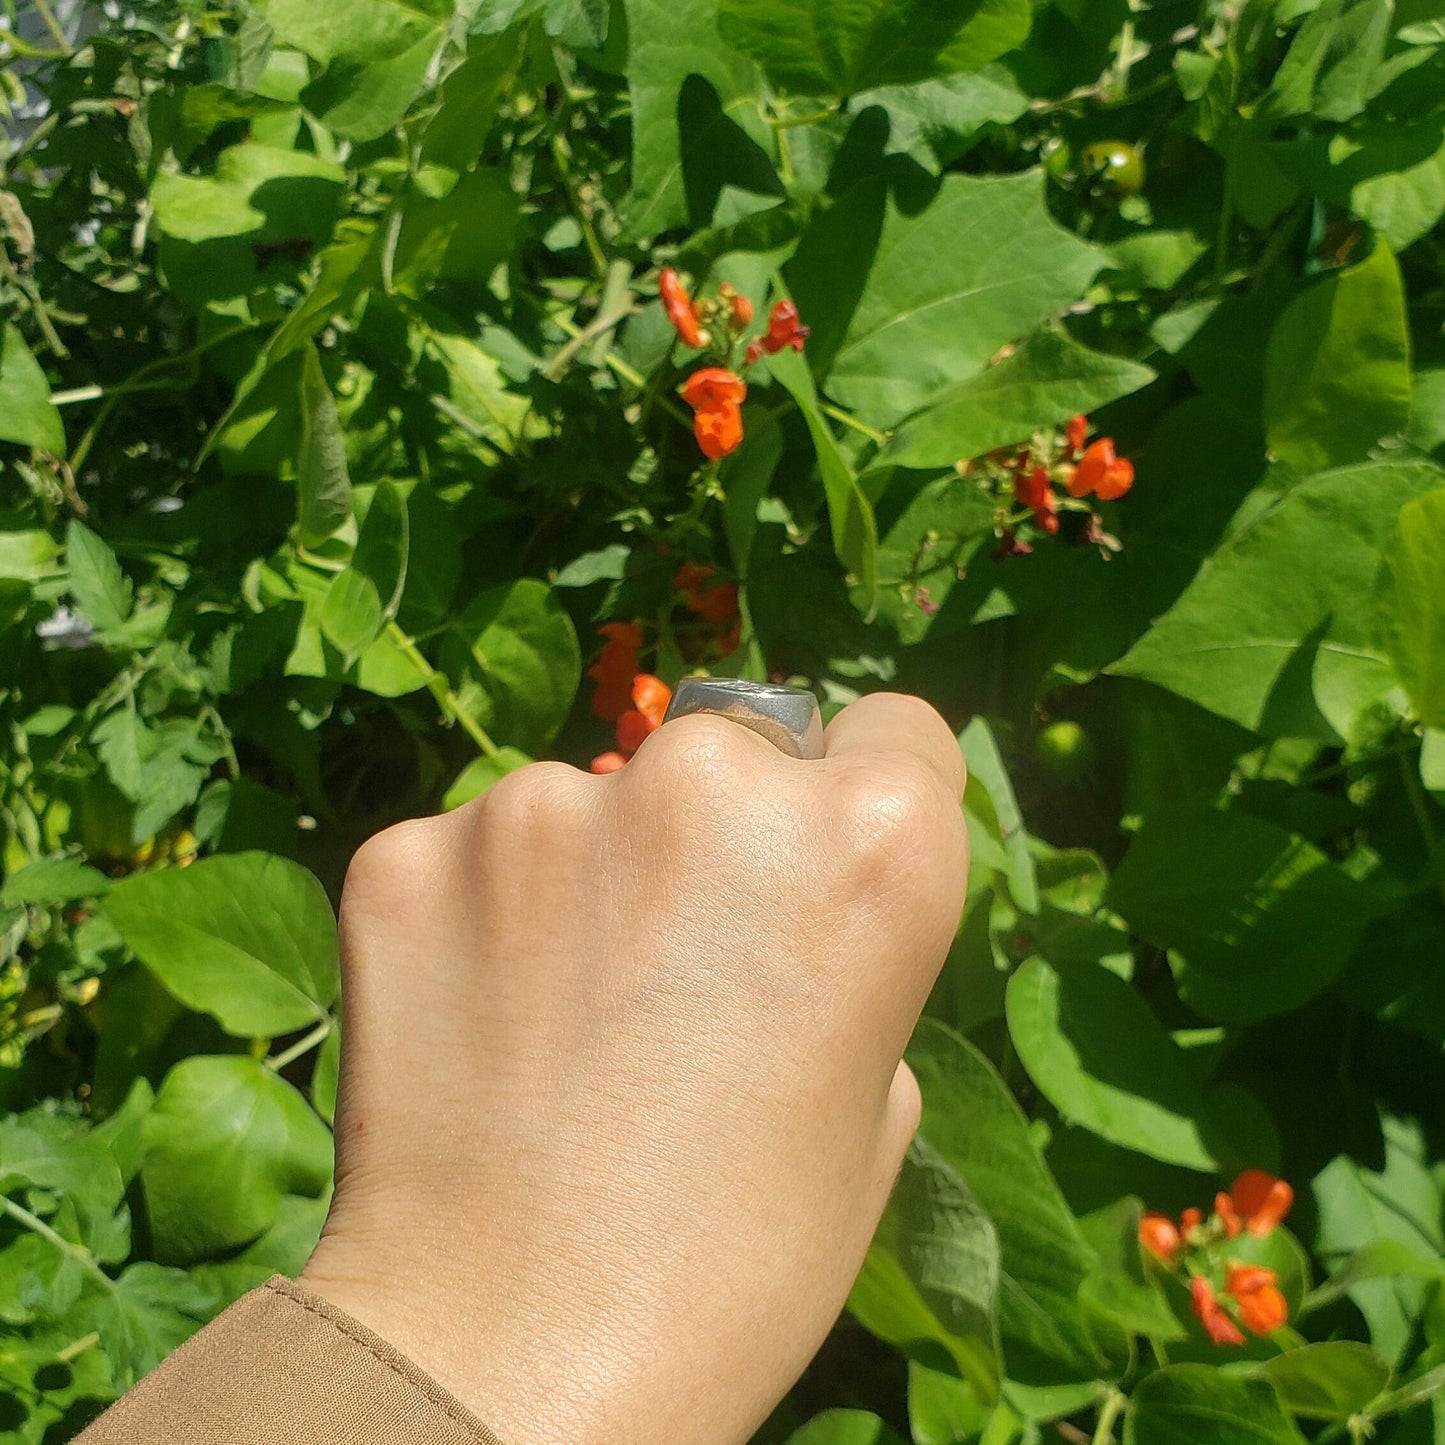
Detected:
left=75, top=1275, right=507, bottom=1445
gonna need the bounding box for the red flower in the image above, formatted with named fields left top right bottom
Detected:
left=1230, top=1170, right=1293, bottom=1236
left=681, top=367, right=747, bottom=460
left=720, top=285, right=754, bottom=329
left=1066, top=413, right=1089, bottom=455
left=592, top=674, right=673, bottom=773
left=1215, top=1191, right=1243, bottom=1239
left=1067, top=438, right=1134, bottom=501
left=1014, top=464, right=1058, bottom=534
left=749, top=299, right=809, bottom=362
left=1180, top=1206, right=1204, bottom=1233
left=674, top=561, right=739, bottom=627
left=660, top=268, right=707, bottom=350
left=1139, top=1213, right=1181, bottom=1265
left=1190, top=1275, right=1245, bottom=1346
left=587, top=621, right=644, bottom=721
left=1226, top=1264, right=1288, bottom=1335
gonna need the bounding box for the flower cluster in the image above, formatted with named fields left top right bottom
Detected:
left=586, top=620, right=672, bottom=768
left=673, top=560, right=740, bottom=658
left=659, top=268, right=808, bottom=461
left=962, top=413, right=1135, bottom=561
left=1139, top=1170, right=1294, bottom=1345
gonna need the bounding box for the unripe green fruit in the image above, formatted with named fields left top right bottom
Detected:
left=1080, top=140, right=1146, bottom=196
left=1035, top=720, right=1096, bottom=785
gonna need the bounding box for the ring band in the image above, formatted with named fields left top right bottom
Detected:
left=663, top=678, right=825, bottom=760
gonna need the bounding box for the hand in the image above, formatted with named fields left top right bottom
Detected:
left=301, top=692, right=968, bottom=1445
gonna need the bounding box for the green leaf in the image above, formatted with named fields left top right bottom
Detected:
left=797, top=172, right=1100, bottom=429
left=392, top=167, right=520, bottom=294
left=1105, top=807, right=1380, bottom=1023
left=1006, top=958, right=1219, bottom=1169
left=1263, top=242, right=1412, bottom=474
left=1126, top=1364, right=1307, bottom=1444
left=76, top=1262, right=220, bottom=1389
left=717, top=0, right=1030, bottom=97
left=319, top=568, right=384, bottom=665
left=785, top=1411, right=908, bottom=1445
left=439, top=579, right=581, bottom=753
left=297, top=342, right=353, bottom=547
left=883, top=326, right=1155, bottom=469
left=907, top=1019, right=1100, bottom=1382
left=1, top=855, right=110, bottom=907
left=618, top=0, right=770, bottom=239
left=312, top=1024, right=341, bottom=1126
left=104, top=852, right=340, bottom=1037
left=855, top=66, right=1029, bottom=174
left=1111, top=461, right=1445, bottom=741
left=442, top=747, right=533, bottom=811
left=959, top=717, right=1038, bottom=914
left=1258, top=1343, right=1392, bottom=1420
left=1078, top=1199, right=1185, bottom=1341
left=141, top=1055, right=332, bottom=1265
left=908, top=1360, right=994, bottom=1445
left=66, top=520, right=134, bottom=632
left=0, top=528, right=60, bottom=582
left=1378, top=488, right=1445, bottom=726
left=0, top=323, right=64, bottom=453
left=850, top=1137, right=1001, bottom=1389
left=768, top=345, right=879, bottom=605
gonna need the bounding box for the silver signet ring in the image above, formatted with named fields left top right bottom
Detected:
left=662, top=678, right=825, bottom=760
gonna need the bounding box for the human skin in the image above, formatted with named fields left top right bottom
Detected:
left=301, top=692, right=969, bottom=1445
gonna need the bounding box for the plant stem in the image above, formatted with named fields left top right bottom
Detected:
left=31, top=0, right=72, bottom=51
left=818, top=400, right=887, bottom=447
left=1092, top=1390, right=1128, bottom=1445
left=0, top=1195, right=110, bottom=1290
left=550, top=133, right=608, bottom=280
left=385, top=622, right=501, bottom=757
left=268, top=1017, right=334, bottom=1071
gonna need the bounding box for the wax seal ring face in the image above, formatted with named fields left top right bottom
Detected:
left=663, top=678, right=825, bottom=760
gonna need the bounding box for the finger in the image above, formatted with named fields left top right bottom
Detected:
left=823, top=692, right=965, bottom=801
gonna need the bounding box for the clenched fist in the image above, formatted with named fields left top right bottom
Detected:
left=301, top=692, right=969, bottom=1445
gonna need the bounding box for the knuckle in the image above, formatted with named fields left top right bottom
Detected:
left=465, top=761, right=582, bottom=851
left=343, top=815, right=447, bottom=909
left=835, top=765, right=962, bottom=901
left=626, top=714, right=754, bottom=801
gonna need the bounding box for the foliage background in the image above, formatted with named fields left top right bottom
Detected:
left=2, top=0, right=1445, bottom=1439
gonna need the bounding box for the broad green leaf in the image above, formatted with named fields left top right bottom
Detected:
left=1313, top=1113, right=1444, bottom=1360
left=354, top=481, right=409, bottom=621
left=0, top=1114, right=123, bottom=1219
left=0, top=528, right=60, bottom=582
left=1078, top=1199, right=1184, bottom=1341
left=884, top=326, right=1155, bottom=469
left=850, top=1137, right=1001, bottom=1390
left=722, top=407, right=784, bottom=576
left=908, top=1019, right=1100, bottom=1382
left=1366, top=1363, right=1445, bottom=1420
left=251, top=0, right=452, bottom=140
left=909, top=1360, right=994, bottom=1445
left=1111, top=461, right=1445, bottom=741
left=392, top=167, right=519, bottom=294
left=75, top=1262, right=220, bottom=1389
left=0, top=323, right=64, bottom=453
left=1378, top=488, right=1445, bottom=726
left=319, top=568, right=384, bottom=665
left=798, top=172, right=1100, bottom=429
left=1258, top=1343, right=1391, bottom=1420
left=1301, top=1236, right=1445, bottom=1316
left=442, top=747, right=533, bottom=811
left=1105, top=807, right=1380, bottom=1023
left=142, top=1055, right=332, bottom=1264
left=472, top=0, right=609, bottom=46
left=312, top=1025, right=341, bottom=1126
left=619, top=0, right=769, bottom=239
left=768, top=346, right=879, bottom=604
left=717, top=0, right=1030, bottom=98
left=89, top=713, right=226, bottom=843
left=1422, top=728, right=1445, bottom=792
left=439, top=579, right=581, bottom=753
left=104, top=852, right=339, bottom=1037
left=785, top=1411, right=908, bottom=1445
left=855, top=66, right=1029, bottom=174
left=421, top=324, right=532, bottom=455
left=1006, top=958, right=1218, bottom=1169
left=297, top=342, right=352, bottom=546
left=1, top=854, right=110, bottom=907
left=959, top=718, right=1038, bottom=914
left=150, top=145, right=345, bottom=308
left=1263, top=242, right=1411, bottom=474
left=1261, top=0, right=1393, bottom=123
left=66, top=520, right=133, bottom=632
left=1126, top=1365, right=1307, bottom=1444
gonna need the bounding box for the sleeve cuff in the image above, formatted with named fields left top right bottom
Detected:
left=76, top=1274, right=508, bottom=1445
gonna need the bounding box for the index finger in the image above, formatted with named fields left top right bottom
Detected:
left=822, top=692, right=966, bottom=801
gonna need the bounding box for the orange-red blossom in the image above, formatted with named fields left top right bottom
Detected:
left=1190, top=1276, right=1246, bottom=1346
left=745, top=299, right=810, bottom=365
left=660, top=268, right=706, bottom=350
left=587, top=621, right=644, bottom=722
left=681, top=367, right=747, bottom=461
left=591, top=673, right=671, bottom=774
left=1068, top=437, right=1135, bottom=501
